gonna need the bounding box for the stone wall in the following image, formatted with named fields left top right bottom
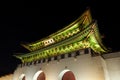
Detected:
left=12, top=52, right=105, bottom=80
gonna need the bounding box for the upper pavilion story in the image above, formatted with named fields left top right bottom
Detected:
left=21, top=9, right=92, bottom=52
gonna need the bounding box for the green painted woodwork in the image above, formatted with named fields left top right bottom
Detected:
left=14, top=9, right=108, bottom=63
left=21, top=9, right=92, bottom=51
left=14, top=22, right=108, bottom=63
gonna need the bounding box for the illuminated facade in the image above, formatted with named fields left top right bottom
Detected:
left=12, top=9, right=120, bottom=80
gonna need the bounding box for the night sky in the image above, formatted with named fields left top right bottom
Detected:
left=0, top=0, right=120, bottom=77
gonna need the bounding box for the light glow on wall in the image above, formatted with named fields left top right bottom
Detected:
left=0, top=74, right=13, bottom=80
left=18, top=74, right=25, bottom=80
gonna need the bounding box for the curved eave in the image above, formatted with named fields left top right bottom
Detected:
left=21, top=44, right=33, bottom=51
left=13, top=55, right=24, bottom=63
left=89, top=22, right=108, bottom=54
left=21, top=9, right=92, bottom=51
left=89, top=34, right=107, bottom=54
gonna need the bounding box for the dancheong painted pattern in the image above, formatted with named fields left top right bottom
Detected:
left=14, top=9, right=108, bottom=63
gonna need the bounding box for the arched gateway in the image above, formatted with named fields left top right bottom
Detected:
left=59, top=69, right=76, bottom=80
left=33, top=70, right=45, bottom=80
